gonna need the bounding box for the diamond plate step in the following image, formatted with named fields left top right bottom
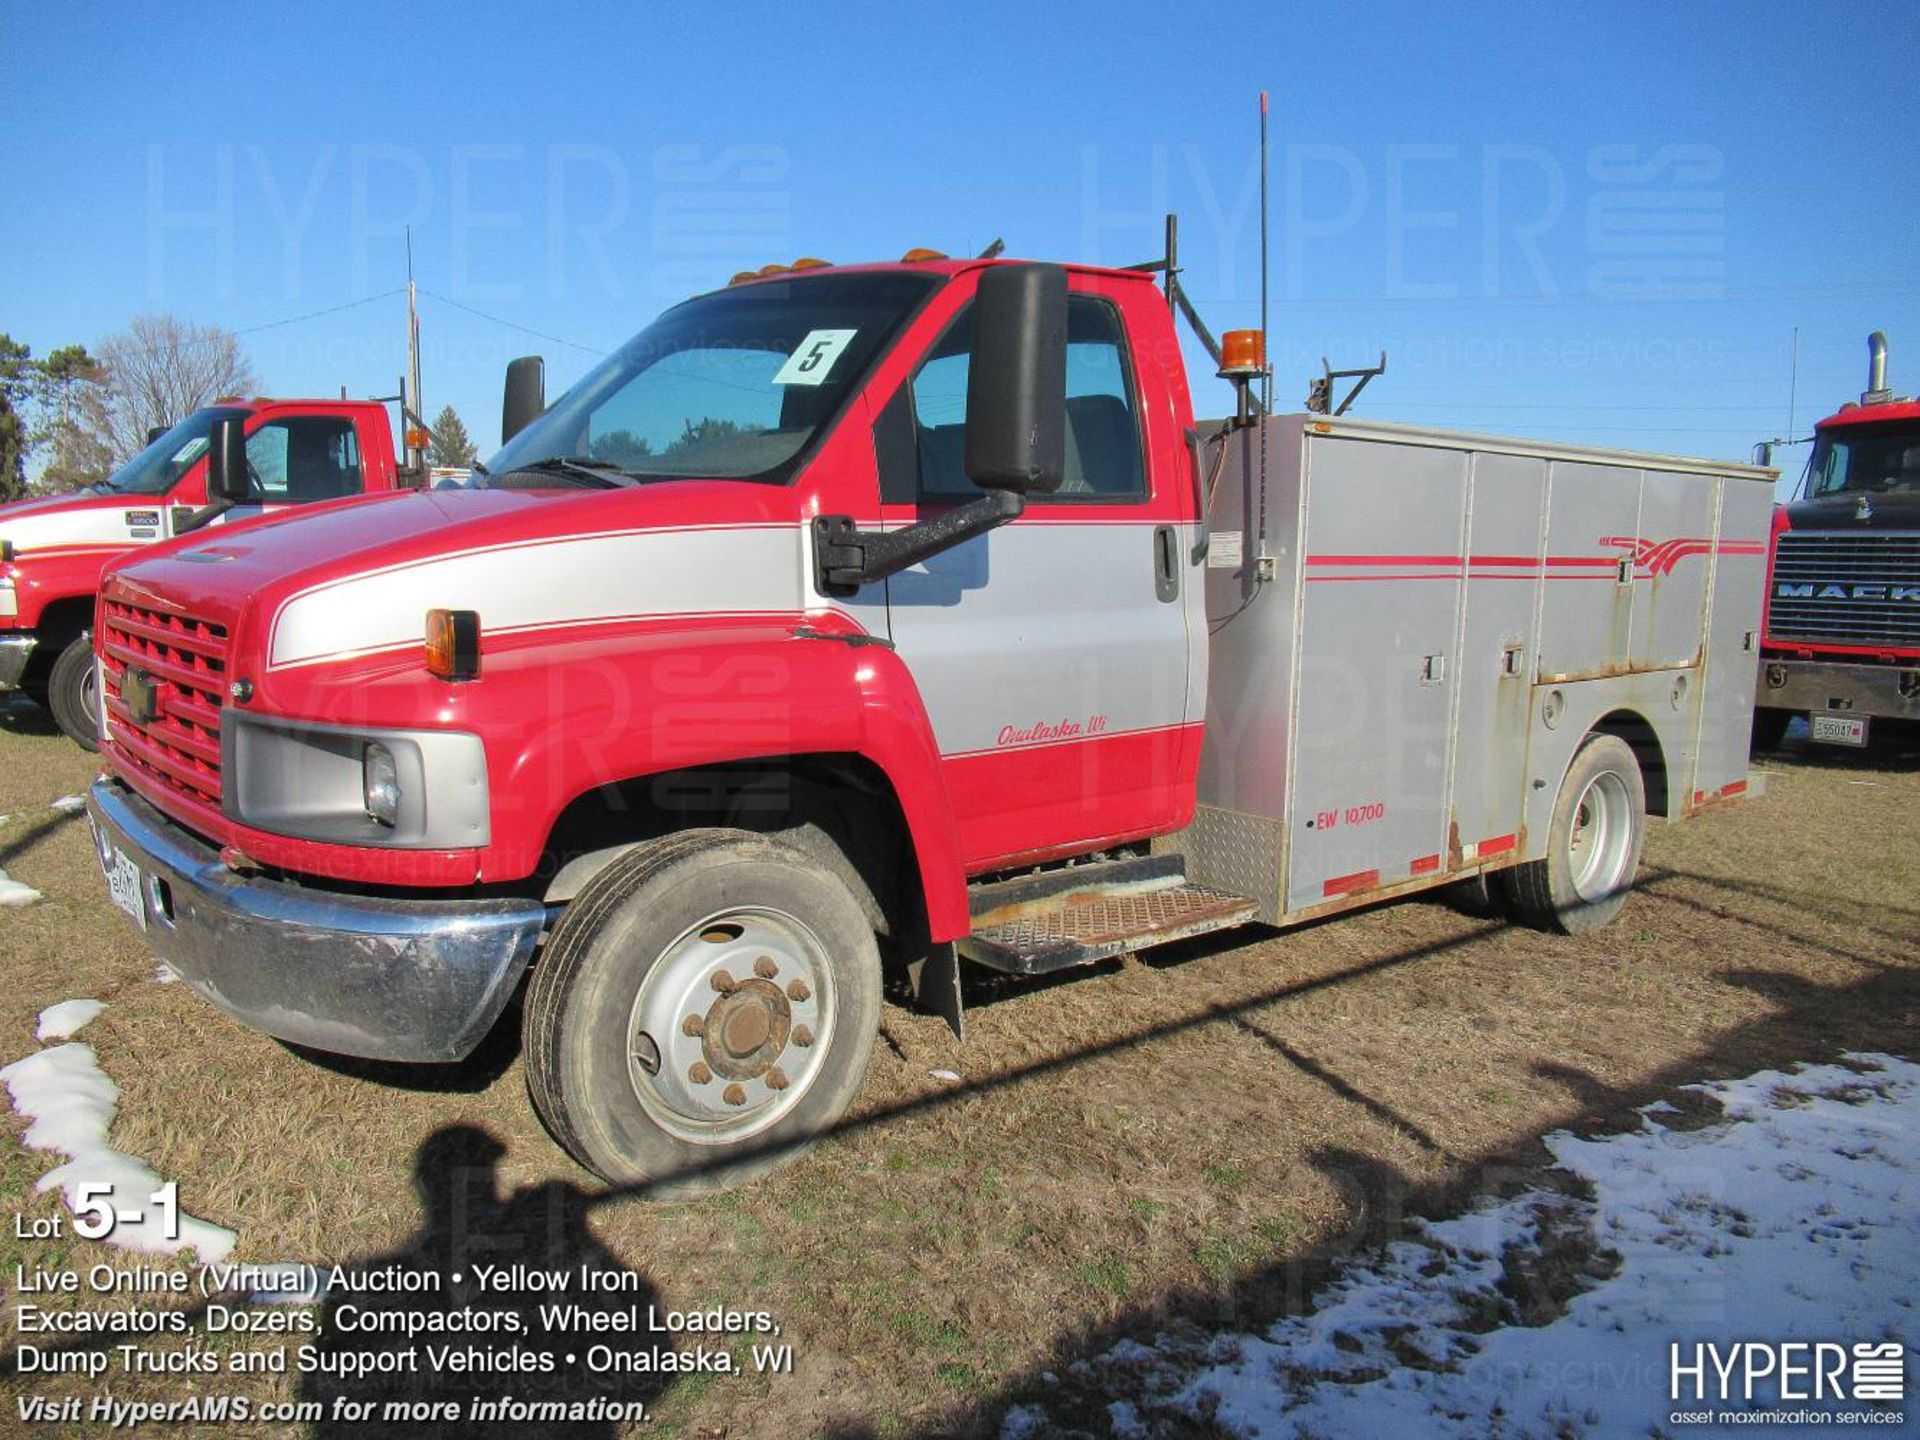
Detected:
left=959, top=878, right=1259, bottom=975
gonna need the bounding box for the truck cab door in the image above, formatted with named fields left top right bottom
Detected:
left=875, top=277, right=1195, bottom=870
left=215, top=415, right=368, bottom=527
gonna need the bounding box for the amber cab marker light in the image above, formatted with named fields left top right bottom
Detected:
left=425, top=608, right=481, bottom=682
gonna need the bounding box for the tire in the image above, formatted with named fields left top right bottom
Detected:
left=1498, top=732, right=1646, bottom=936
left=1750, top=707, right=1793, bottom=753
left=47, top=636, right=100, bottom=752
left=523, top=828, right=883, bottom=1199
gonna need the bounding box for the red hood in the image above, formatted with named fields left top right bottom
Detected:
left=102, top=480, right=813, bottom=650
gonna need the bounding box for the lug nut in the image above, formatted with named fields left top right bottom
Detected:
left=766, top=1067, right=789, bottom=1091
left=711, top=969, right=737, bottom=994
left=754, top=955, right=779, bottom=979
left=787, top=979, right=811, bottom=1003
left=689, top=1062, right=712, bottom=1085
left=682, top=1014, right=706, bottom=1038
left=722, top=1083, right=747, bottom=1107
left=792, top=1025, right=814, bottom=1048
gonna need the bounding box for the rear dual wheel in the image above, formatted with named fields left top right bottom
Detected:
left=1498, top=732, right=1646, bottom=935
left=523, top=829, right=882, bottom=1199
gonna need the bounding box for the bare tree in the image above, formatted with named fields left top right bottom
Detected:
left=82, top=315, right=261, bottom=465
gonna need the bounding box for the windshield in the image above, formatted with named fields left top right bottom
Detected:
left=1805, top=421, right=1920, bottom=499
left=484, top=271, right=938, bottom=485
left=98, top=406, right=250, bottom=496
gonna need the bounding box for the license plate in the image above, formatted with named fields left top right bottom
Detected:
left=101, top=845, right=146, bottom=930
left=1810, top=712, right=1869, bottom=748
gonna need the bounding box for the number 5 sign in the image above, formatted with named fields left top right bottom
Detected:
left=773, top=329, right=858, bottom=387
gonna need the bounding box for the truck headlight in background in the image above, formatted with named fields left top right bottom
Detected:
left=222, top=713, right=489, bottom=848
left=363, top=742, right=401, bottom=827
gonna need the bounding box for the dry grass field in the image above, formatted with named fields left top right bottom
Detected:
left=0, top=698, right=1914, bottom=1439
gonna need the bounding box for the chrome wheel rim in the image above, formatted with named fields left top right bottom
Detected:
left=1568, top=771, right=1634, bottom=901
left=625, top=906, right=832, bottom=1145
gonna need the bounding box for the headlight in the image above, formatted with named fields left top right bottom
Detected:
left=363, top=742, right=400, bottom=827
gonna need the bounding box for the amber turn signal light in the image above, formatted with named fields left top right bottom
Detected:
left=426, top=608, right=481, bottom=682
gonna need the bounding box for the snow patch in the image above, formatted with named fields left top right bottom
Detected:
left=50, top=794, right=86, bottom=814
left=0, top=869, right=42, bottom=906
left=1030, top=1054, right=1920, bottom=1440
left=36, top=998, right=104, bottom=1040
left=1, top=1037, right=235, bottom=1264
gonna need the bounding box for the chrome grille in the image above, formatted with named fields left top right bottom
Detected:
left=99, top=598, right=228, bottom=812
left=1768, top=530, right=1920, bottom=649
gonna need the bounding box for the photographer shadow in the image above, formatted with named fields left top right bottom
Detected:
left=298, top=1124, right=668, bottom=1439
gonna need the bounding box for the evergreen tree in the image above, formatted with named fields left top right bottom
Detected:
left=33, top=344, right=112, bottom=491
left=427, top=405, right=477, bottom=468
left=0, top=335, right=33, bottom=501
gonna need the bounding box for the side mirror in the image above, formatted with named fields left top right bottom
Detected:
left=964, top=263, right=1066, bottom=494
left=206, top=418, right=250, bottom=503
left=1752, top=441, right=1773, bottom=468
left=502, top=356, right=546, bottom=443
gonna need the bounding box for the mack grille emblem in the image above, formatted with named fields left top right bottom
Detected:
left=121, top=667, right=161, bottom=726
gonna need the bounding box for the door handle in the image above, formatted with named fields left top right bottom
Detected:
left=1153, top=525, right=1179, bottom=603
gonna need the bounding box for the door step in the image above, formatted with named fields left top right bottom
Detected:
left=959, top=854, right=1258, bottom=975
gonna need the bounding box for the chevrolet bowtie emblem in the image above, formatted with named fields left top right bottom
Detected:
left=121, top=667, right=161, bottom=726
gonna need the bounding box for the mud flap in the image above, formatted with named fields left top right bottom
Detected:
left=906, top=941, right=964, bottom=1043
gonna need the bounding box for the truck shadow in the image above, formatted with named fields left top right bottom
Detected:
left=294, top=1123, right=667, bottom=1438
left=1, top=1125, right=672, bottom=1438
left=845, top=948, right=1920, bottom=1437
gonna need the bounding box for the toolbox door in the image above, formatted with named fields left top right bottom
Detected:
left=1286, top=435, right=1467, bottom=912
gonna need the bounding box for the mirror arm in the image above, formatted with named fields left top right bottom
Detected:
left=172, top=496, right=236, bottom=536
left=813, top=490, right=1025, bottom=595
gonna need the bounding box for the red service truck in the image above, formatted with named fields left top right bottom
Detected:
left=83, top=252, right=1771, bottom=1194
left=1753, top=332, right=1920, bottom=749
left=0, top=398, right=418, bottom=748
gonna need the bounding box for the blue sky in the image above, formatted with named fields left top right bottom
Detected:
left=3, top=1, right=1916, bottom=484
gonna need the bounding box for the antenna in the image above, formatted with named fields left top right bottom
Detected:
left=1259, top=90, right=1270, bottom=420
left=1787, top=325, right=1798, bottom=438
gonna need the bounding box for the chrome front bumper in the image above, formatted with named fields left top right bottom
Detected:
left=1757, top=656, right=1920, bottom=722
left=86, top=779, right=550, bottom=1062
left=0, top=633, right=37, bottom=690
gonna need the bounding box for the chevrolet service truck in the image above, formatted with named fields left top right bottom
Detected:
left=1753, top=332, right=1920, bottom=749
left=0, top=398, right=418, bottom=748
left=84, top=253, right=1771, bottom=1194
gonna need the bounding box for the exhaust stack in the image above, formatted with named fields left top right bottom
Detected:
left=1864, top=330, right=1891, bottom=404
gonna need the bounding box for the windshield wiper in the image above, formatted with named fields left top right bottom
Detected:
left=495, top=456, right=642, bottom=489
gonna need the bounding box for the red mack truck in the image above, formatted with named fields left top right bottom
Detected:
left=1753, top=331, right=1920, bottom=749
left=0, top=397, right=421, bottom=748
left=83, top=251, right=1772, bottom=1194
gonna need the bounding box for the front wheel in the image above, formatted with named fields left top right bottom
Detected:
left=1498, top=732, right=1646, bottom=935
left=523, top=829, right=882, bottom=1198
left=47, top=636, right=100, bottom=751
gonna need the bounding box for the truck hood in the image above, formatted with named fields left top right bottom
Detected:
left=0, top=488, right=171, bottom=554
left=104, top=480, right=823, bottom=673
left=1784, top=490, right=1920, bottom=531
